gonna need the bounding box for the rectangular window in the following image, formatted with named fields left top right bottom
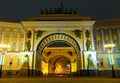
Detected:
left=20, top=43, right=24, bottom=51
left=12, top=42, right=16, bottom=51
left=13, top=32, right=18, bottom=38
left=17, top=58, right=20, bottom=66
left=108, top=58, right=111, bottom=68
left=96, top=30, right=101, bottom=36
left=104, top=30, right=109, bottom=41
left=112, top=29, right=117, bottom=37
left=116, top=58, right=120, bottom=67
left=20, top=33, right=24, bottom=38
left=5, top=32, right=10, bottom=38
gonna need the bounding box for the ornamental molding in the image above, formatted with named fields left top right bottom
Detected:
left=21, top=21, right=95, bottom=29
left=0, top=22, right=23, bottom=28
left=37, top=33, right=80, bottom=56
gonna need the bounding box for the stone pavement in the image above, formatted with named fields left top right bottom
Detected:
left=0, top=77, right=120, bottom=83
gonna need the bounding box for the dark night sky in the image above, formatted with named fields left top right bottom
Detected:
left=0, top=0, right=120, bottom=22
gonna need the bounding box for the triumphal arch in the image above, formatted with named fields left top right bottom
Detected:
left=0, top=5, right=97, bottom=76
left=23, top=11, right=96, bottom=75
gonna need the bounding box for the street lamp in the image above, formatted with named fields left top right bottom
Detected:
left=104, top=43, right=115, bottom=78
left=0, top=44, right=10, bottom=78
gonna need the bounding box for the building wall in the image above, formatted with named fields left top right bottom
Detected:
left=94, top=19, right=120, bottom=70
left=1, top=19, right=120, bottom=76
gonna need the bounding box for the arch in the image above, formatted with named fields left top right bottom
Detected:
left=35, top=31, right=82, bottom=51
left=36, top=33, right=81, bottom=56
left=35, top=32, right=82, bottom=76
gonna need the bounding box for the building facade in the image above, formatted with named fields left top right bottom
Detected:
left=0, top=10, right=120, bottom=77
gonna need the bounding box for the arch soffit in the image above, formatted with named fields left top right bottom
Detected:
left=45, top=51, right=76, bottom=63
left=35, top=31, right=82, bottom=52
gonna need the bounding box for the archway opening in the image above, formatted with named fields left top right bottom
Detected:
left=43, top=41, right=73, bottom=76
left=36, top=33, right=81, bottom=76
left=48, top=55, right=71, bottom=76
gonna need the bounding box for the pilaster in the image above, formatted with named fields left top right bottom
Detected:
left=1, top=29, right=4, bottom=44
left=83, top=29, right=86, bottom=51
left=109, top=29, right=113, bottom=43
left=101, top=29, right=105, bottom=51
left=23, top=30, right=27, bottom=51
left=117, top=28, right=120, bottom=51
left=17, top=30, right=20, bottom=51
left=9, top=30, right=12, bottom=51
left=31, top=29, right=35, bottom=51
left=90, top=28, right=95, bottom=51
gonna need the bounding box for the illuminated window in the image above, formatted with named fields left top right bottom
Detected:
left=108, top=58, right=111, bottom=68
left=20, top=33, right=24, bottom=38
left=96, top=30, right=101, bottom=36
left=97, top=40, right=102, bottom=50
left=116, top=58, right=120, bottom=67
left=13, top=32, right=18, bottom=38
left=12, top=42, right=16, bottom=51
left=5, top=32, right=10, bottom=38
left=20, top=43, right=24, bottom=51
left=113, top=40, right=119, bottom=51
left=17, top=58, right=20, bottom=66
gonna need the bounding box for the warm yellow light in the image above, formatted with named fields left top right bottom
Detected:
left=0, top=44, right=10, bottom=49
left=104, top=43, right=115, bottom=48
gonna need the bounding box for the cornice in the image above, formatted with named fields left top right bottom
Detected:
left=21, top=21, right=95, bottom=30
left=0, top=21, right=23, bottom=29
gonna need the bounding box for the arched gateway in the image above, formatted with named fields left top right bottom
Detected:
left=36, top=33, right=81, bottom=76
left=1, top=3, right=120, bottom=77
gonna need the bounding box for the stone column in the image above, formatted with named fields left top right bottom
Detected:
left=23, top=29, right=27, bottom=51
left=9, top=30, right=12, bottom=51
left=80, top=51, right=84, bottom=69
left=16, top=30, right=20, bottom=51
left=90, top=28, right=95, bottom=51
left=117, top=28, right=120, bottom=51
left=31, top=29, right=35, bottom=76
left=1, top=29, right=4, bottom=44
left=83, top=29, right=86, bottom=51
left=109, top=29, right=113, bottom=43
left=101, top=29, right=105, bottom=51
left=31, top=29, right=35, bottom=51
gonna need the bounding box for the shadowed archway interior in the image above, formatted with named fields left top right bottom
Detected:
left=36, top=33, right=81, bottom=76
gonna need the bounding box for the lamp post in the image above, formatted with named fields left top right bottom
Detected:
left=104, top=43, right=115, bottom=78
left=0, top=44, right=10, bottom=78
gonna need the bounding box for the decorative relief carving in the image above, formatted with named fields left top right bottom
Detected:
left=37, top=33, right=80, bottom=55
left=27, top=31, right=32, bottom=38
left=73, top=29, right=82, bottom=38
left=85, top=30, right=90, bottom=38
left=35, top=30, right=44, bottom=39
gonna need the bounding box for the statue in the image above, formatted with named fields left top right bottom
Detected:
left=49, top=8, right=53, bottom=14
left=40, top=9, right=44, bottom=15
left=85, top=30, right=90, bottom=38
left=26, top=40, right=31, bottom=51
left=27, top=31, right=32, bottom=38
left=86, top=39, right=91, bottom=51
left=73, top=8, right=77, bottom=14
left=45, top=9, right=48, bottom=14
left=87, top=54, right=95, bottom=69
left=22, top=55, right=29, bottom=67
